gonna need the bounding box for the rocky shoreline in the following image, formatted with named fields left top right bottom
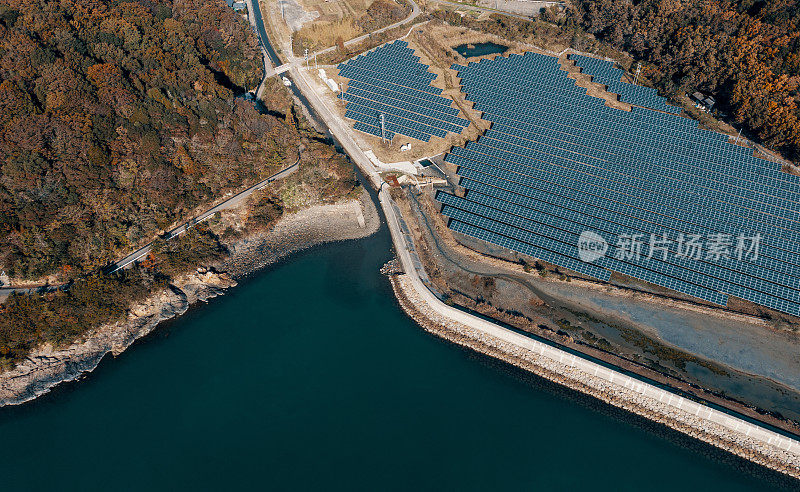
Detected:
left=388, top=271, right=800, bottom=481
left=0, top=192, right=380, bottom=408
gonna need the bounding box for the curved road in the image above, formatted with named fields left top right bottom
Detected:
left=380, top=186, right=800, bottom=464
left=6, top=1, right=799, bottom=470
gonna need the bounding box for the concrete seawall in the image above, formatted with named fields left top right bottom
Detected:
left=379, top=185, right=800, bottom=479
left=390, top=272, right=800, bottom=479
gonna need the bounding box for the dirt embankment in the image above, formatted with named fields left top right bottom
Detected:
left=0, top=191, right=380, bottom=408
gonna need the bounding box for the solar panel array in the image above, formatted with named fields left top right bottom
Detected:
left=336, top=40, right=469, bottom=142
left=442, top=51, right=800, bottom=316
left=570, top=54, right=681, bottom=114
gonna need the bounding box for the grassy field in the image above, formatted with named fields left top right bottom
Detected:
left=294, top=18, right=363, bottom=52
left=292, top=0, right=410, bottom=54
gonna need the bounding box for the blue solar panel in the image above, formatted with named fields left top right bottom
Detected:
left=336, top=40, right=469, bottom=142
left=570, top=54, right=681, bottom=114
left=440, top=51, right=800, bottom=316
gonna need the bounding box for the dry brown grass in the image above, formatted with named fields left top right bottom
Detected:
left=297, top=0, right=372, bottom=20
left=294, top=18, right=363, bottom=52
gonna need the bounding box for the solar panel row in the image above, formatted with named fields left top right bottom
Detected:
left=340, top=93, right=452, bottom=137
left=347, top=79, right=458, bottom=112
left=473, top=108, right=800, bottom=229
left=448, top=219, right=613, bottom=282
left=350, top=84, right=465, bottom=124
left=454, top=74, right=800, bottom=190
left=454, top=72, right=734, bottom=150
left=465, top=111, right=799, bottom=212
left=453, top=78, right=712, bottom=149
left=449, top=148, right=800, bottom=270
left=345, top=108, right=429, bottom=142
left=452, top=144, right=800, bottom=270
left=570, top=54, right=682, bottom=114
left=441, top=51, right=800, bottom=316
left=440, top=195, right=731, bottom=306
left=460, top=182, right=800, bottom=308
left=336, top=40, right=469, bottom=142
left=474, top=131, right=800, bottom=237
left=340, top=91, right=466, bottom=133
left=339, top=64, right=439, bottom=95
left=449, top=140, right=800, bottom=314
left=353, top=121, right=395, bottom=140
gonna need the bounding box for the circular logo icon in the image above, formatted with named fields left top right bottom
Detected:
left=577, top=231, right=608, bottom=263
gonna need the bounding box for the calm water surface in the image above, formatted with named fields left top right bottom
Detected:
left=454, top=42, right=508, bottom=58
left=0, top=224, right=789, bottom=490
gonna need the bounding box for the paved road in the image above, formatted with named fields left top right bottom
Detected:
left=271, top=63, right=291, bottom=75
left=289, top=67, right=383, bottom=188
left=378, top=184, right=800, bottom=462
left=0, top=285, right=58, bottom=302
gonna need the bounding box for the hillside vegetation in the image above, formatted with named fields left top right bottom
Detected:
left=0, top=0, right=363, bottom=367
left=0, top=0, right=299, bottom=281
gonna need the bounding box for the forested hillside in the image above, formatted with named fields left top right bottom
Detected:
left=0, top=0, right=298, bottom=280
left=572, top=0, right=800, bottom=161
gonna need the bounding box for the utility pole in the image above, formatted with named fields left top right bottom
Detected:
left=380, top=113, right=386, bottom=144
left=304, top=48, right=309, bottom=69
left=633, top=62, right=642, bottom=85
left=314, top=52, right=317, bottom=70
left=280, top=0, right=284, bottom=19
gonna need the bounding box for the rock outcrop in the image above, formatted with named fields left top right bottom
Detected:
left=0, top=271, right=235, bottom=407
left=0, top=193, right=380, bottom=408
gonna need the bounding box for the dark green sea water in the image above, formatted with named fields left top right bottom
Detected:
left=0, top=224, right=792, bottom=490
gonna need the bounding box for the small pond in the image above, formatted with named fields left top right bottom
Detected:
left=454, top=42, right=508, bottom=58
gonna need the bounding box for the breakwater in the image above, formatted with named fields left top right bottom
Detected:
left=389, top=271, right=800, bottom=480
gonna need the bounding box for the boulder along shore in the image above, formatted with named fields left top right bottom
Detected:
left=0, top=191, right=380, bottom=407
